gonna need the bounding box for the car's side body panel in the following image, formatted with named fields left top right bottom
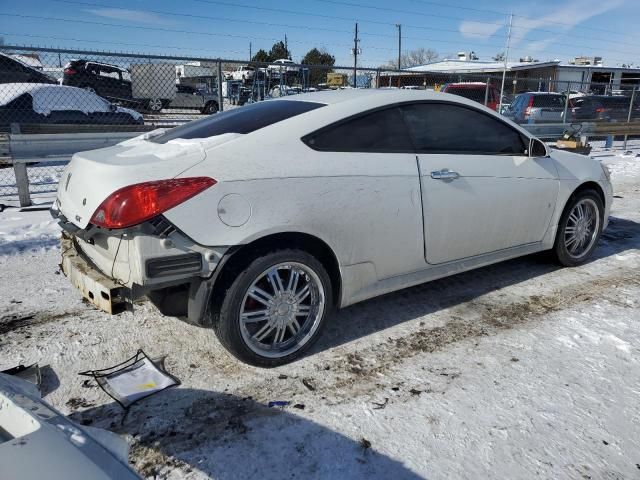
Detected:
left=418, top=153, right=559, bottom=264
left=54, top=90, right=613, bottom=311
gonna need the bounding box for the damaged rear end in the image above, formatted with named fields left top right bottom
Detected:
left=52, top=131, right=232, bottom=319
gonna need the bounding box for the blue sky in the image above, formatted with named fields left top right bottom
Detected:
left=1, top=0, right=638, bottom=67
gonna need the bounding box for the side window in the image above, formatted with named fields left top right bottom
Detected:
left=303, top=107, right=413, bottom=153
left=401, top=103, right=526, bottom=155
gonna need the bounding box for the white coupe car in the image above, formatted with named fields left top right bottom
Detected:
left=52, top=90, right=612, bottom=367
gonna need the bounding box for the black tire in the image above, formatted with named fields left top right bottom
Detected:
left=213, top=249, right=333, bottom=367
left=146, top=98, right=163, bottom=112
left=552, top=189, right=604, bottom=267
left=201, top=101, right=219, bottom=115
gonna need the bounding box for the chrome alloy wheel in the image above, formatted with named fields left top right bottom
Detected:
left=564, top=198, right=600, bottom=259
left=148, top=98, right=163, bottom=112
left=239, top=262, right=325, bottom=358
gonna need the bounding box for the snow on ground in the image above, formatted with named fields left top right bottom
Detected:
left=0, top=143, right=639, bottom=479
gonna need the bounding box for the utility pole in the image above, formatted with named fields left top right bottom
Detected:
left=249, top=42, right=252, bottom=61
left=284, top=34, right=288, bottom=58
left=396, top=24, right=402, bottom=70
left=353, top=22, right=359, bottom=88
left=498, top=13, right=513, bottom=114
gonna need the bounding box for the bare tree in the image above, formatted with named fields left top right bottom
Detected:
left=383, top=48, right=439, bottom=69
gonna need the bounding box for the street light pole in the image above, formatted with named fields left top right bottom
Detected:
left=396, top=24, right=402, bottom=70
left=498, top=13, right=513, bottom=114
left=353, top=22, right=359, bottom=88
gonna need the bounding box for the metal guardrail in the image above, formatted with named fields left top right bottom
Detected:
left=7, top=132, right=142, bottom=164
left=3, top=121, right=640, bottom=207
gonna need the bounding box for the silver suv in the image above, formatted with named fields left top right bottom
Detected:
left=169, top=84, right=219, bottom=114
left=505, top=92, right=566, bottom=123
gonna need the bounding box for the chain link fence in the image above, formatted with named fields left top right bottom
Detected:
left=1, top=44, right=640, bottom=205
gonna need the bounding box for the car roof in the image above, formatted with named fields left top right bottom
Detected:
left=522, top=92, right=565, bottom=96
left=445, top=82, right=489, bottom=88
left=277, top=88, right=481, bottom=106
left=0, top=83, right=99, bottom=106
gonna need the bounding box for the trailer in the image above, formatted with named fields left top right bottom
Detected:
left=130, top=63, right=177, bottom=112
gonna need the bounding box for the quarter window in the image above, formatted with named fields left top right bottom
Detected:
left=303, top=107, right=413, bottom=152
left=400, top=103, right=526, bottom=155
left=152, top=100, right=324, bottom=143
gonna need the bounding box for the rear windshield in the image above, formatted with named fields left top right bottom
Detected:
left=532, top=95, right=565, bottom=108
left=151, top=100, right=324, bottom=143
left=599, top=96, right=635, bottom=108
left=445, top=87, right=487, bottom=103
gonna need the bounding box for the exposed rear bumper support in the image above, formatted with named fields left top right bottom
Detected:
left=60, top=233, right=129, bottom=314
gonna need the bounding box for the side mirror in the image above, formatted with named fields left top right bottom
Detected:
left=529, top=138, right=548, bottom=158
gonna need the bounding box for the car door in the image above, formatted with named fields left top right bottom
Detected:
left=301, top=106, right=425, bottom=279
left=176, top=85, right=202, bottom=108
left=400, top=102, right=559, bottom=265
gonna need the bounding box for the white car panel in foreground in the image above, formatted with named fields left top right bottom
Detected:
left=52, top=89, right=612, bottom=366
left=0, top=374, right=140, bottom=479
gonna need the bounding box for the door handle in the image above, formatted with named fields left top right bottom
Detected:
left=430, top=169, right=460, bottom=180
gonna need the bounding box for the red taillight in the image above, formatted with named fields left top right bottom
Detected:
left=524, top=96, right=534, bottom=119
left=595, top=107, right=605, bottom=113
left=64, top=68, right=77, bottom=75
left=90, top=177, right=216, bottom=229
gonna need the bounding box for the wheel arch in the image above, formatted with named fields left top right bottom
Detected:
left=563, top=181, right=606, bottom=217
left=206, top=231, right=342, bottom=323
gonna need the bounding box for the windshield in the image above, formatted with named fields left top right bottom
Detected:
left=151, top=100, right=325, bottom=144
left=532, top=95, right=565, bottom=108
left=445, top=87, right=487, bottom=103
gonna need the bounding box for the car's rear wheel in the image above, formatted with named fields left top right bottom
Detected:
left=147, top=98, right=163, bottom=112
left=552, top=190, right=603, bottom=266
left=201, top=101, right=218, bottom=114
left=213, top=249, right=332, bottom=367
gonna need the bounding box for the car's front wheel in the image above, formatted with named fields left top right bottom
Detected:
left=552, top=189, right=604, bottom=266
left=213, top=249, right=332, bottom=367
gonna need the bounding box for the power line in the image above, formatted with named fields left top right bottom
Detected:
left=392, top=0, right=637, bottom=39
left=52, top=0, right=354, bottom=36
left=0, top=32, right=249, bottom=56
left=310, top=0, right=507, bottom=27
left=0, top=13, right=399, bottom=52
left=56, top=0, right=506, bottom=42
left=310, top=0, right=640, bottom=48
left=190, top=0, right=639, bottom=53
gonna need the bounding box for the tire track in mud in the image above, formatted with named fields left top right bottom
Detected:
left=0, top=308, right=89, bottom=335
left=224, top=266, right=640, bottom=407
left=76, top=267, right=640, bottom=477
left=117, top=267, right=640, bottom=477
left=321, top=269, right=640, bottom=394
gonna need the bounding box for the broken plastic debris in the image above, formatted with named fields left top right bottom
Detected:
left=1, top=364, right=41, bottom=390
left=268, top=401, right=290, bottom=408
left=79, top=350, right=180, bottom=409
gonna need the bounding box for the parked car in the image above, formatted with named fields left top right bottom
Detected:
left=0, top=83, right=143, bottom=126
left=52, top=90, right=611, bottom=367
left=570, top=95, right=640, bottom=122
left=230, top=65, right=255, bottom=81
left=0, top=373, right=141, bottom=479
left=0, top=52, right=56, bottom=84
left=270, top=85, right=303, bottom=97
left=505, top=92, right=567, bottom=123
left=63, top=60, right=132, bottom=101
left=268, top=59, right=298, bottom=73
left=169, top=84, right=219, bottom=114
left=441, top=82, right=500, bottom=111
